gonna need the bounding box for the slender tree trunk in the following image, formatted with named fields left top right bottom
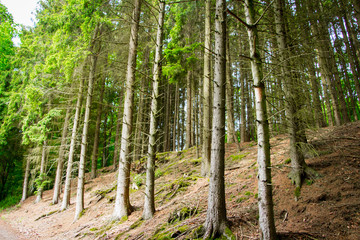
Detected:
left=35, top=142, right=47, bottom=203
left=61, top=75, right=85, bottom=210
left=341, top=14, right=360, bottom=104
left=307, top=0, right=344, bottom=125
left=21, top=157, right=31, bottom=202
left=143, top=1, right=165, bottom=220
left=203, top=0, right=227, bottom=237
left=90, top=75, right=105, bottom=179
left=134, top=47, right=150, bottom=162
left=185, top=71, right=192, bottom=149
left=244, top=0, right=276, bottom=239
left=113, top=0, right=142, bottom=220
left=163, top=83, right=171, bottom=152
left=201, top=0, right=212, bottom=177
left=74, top=26, right=101, bottom=221
left=102, top=107, right=109, bottom=167
left=225, top=36, right=237, bottom=144
left=52, top=108, right=71, bottom=204
left=308, top=59, right=326, bottom=128
left=173, top=83, right=179, bottom=151
left=113, top=102, right=123, bottom=171
left=275, top=0, right=317, bottom=191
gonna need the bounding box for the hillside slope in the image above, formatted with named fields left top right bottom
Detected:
left=1, top=122, right=360, bottom=239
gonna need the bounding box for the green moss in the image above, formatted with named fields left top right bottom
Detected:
left=222, top=227, right=236, bottom=240
left=229, top=152, right=249, bottom=161
left=89, top=227, right=98, bottom=231
left=120, top=215, right=128, bottom=223
left=244, top=191, right=252, bottom=196
left=235, top=197, right=247, bottom=203
left=130, top=218, right=144, bottom=230
left=189, top=225, right=205, bottom=239
left=155, top=169, right=164, bottom=179
left=285, top=158, right=291, bottom=164
left=305, top=179, right=313, bottom=185
left=294, top=186, right=301, bottom=199
left=190, top=158, right=202, bottom=166
left=168, top=206, right=198, bottom=224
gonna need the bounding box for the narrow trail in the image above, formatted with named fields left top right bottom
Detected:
left=0, top=219, right=25, bottom=240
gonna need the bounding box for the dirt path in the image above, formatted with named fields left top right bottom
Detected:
left=0, top=219, right=25, bottom=240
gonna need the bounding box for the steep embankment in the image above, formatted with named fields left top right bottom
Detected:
left=1, top=122, right=359, bottom=239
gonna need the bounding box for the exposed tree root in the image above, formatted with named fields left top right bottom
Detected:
left=288, top=164, right=321, bottom=200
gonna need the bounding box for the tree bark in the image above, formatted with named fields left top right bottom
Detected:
left=90, top=75, right=106, bottom=179
left=163, top=83, right=171, bottom=152
left=173, top=83, right=179, bottom=151
left=143, top=0, right=165, bottom=220
left=244, top=0, right=277, bottom=239
left=35, top=142, right=47, bottom=203
left=275, top=0, right=316, bottom=191
left=61, top=73, right=85, bottom=211
left=113, top=102, right=122, bottom=171
left=52, top=108, right=71, bottom=204
left=21, top=157, right=31, bottom=202
left=185, top=71, right=192, bottom=149
left=201, top=0, right=212, bottom=177
left=74, top=25, right=101, bottom=221
left=225, top=35, right=237, bottom=144
left=203, top=0, right=227, bottom=237
left=134, top=46, right=150, bottom=163
left=113, top=0, right=142, bottom=220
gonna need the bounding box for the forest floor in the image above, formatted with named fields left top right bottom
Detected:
left=1, top=122, right=360, bottom=240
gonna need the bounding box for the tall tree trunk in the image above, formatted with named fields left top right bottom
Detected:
left=307, top=1, right=344, bottom=125
left=143, top=1, right=165, bottom=220
left=201, top=0, right=212, bottom=177
left=274, top=0, right=318, bottom=192
left=90, top=75, right=105, bottom=179
left=163, top=83, right=171, bottom=152
left=308, top=59, right=326, bottom=128
left=35, top=142, right=47, bottom=203
left=134, top=46, right=150, bottom=163
left=74, top=26, right=101, bottom=221
left=203, top=0, right=227, bottom=237
left=113, top=0, right=142, bottom=220
left=341, top=14, right=360, bottom=104
left=21, top=157, right=31, bottom=202
left=61, top=75, right=85, bottom=210
left=173, top=83, right=179, bottom=151
left=102, top=107, right=109, bottom=167
left=244, top=0, right=277, bottom=239
left=113, top=102, right=123, bottom=171
left=52, top=108, right=71, bottom=204
left=185, top=71, right=192, bottom=149
left=225, top=36, right=237, bottom=144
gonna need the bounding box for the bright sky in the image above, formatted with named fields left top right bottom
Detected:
left=1, top=0, right=39, bottom=27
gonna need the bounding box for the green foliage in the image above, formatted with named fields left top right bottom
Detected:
left=133, top=174, right=144, bottom=188
left=0, top=194, right=21, bottom=210
left=34, top=173, right=51, bottom=195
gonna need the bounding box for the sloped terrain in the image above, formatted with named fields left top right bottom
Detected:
left=1, top=122, right=360, bottom=239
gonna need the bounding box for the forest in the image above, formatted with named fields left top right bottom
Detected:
left=0, top=0, right=359, bottom=239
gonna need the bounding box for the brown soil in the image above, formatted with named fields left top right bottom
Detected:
left=1, top=122, right=359, bottom=239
